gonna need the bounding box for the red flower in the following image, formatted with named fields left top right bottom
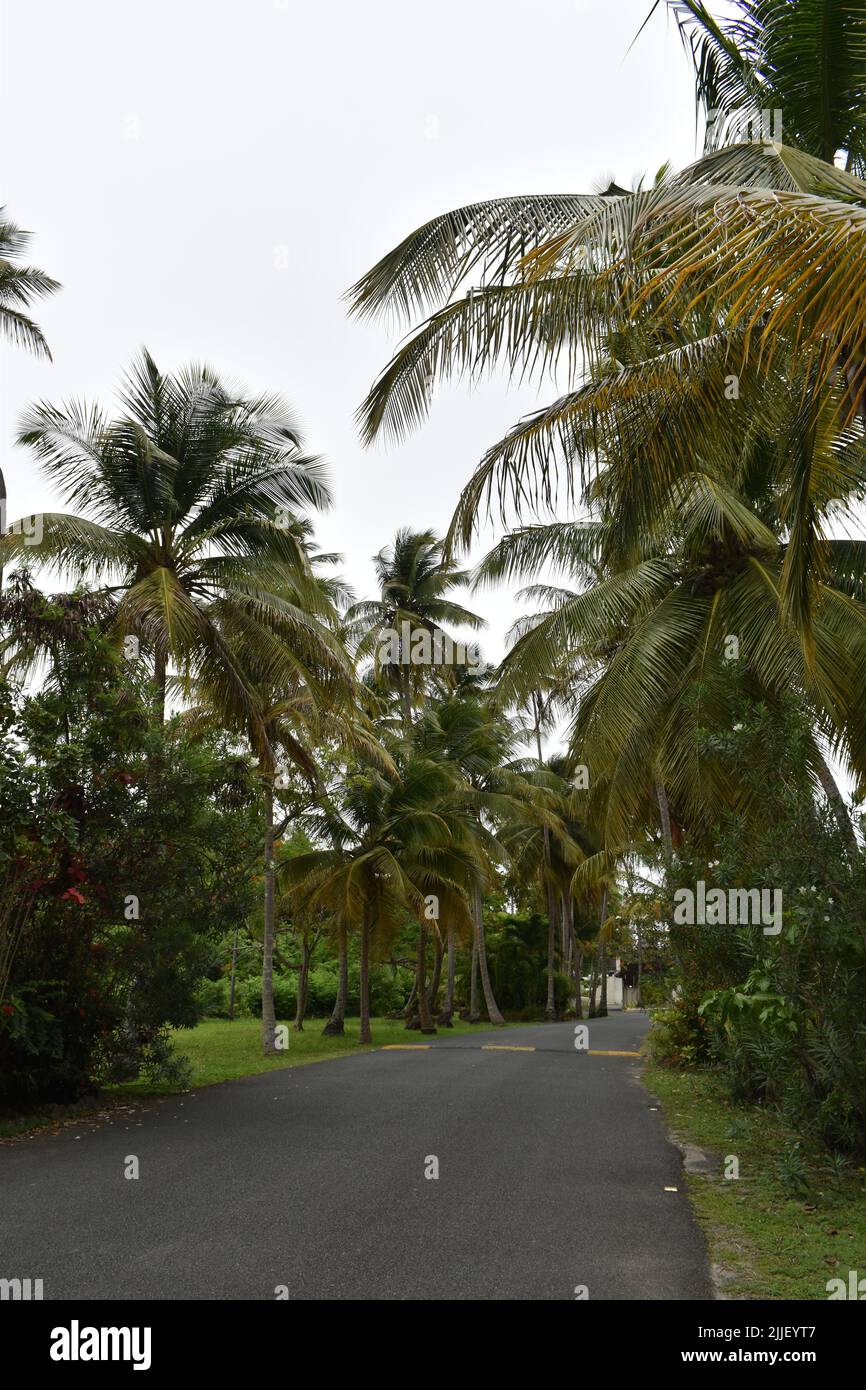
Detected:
left=1, top=1004, right=15, bottom=1016
left=62, top=888, right=86, bottom=905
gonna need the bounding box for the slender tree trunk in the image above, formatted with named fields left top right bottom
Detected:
left=401, top=667, right=412, bottom=733
left=427, top=929, right=444, bottom=1015
left=0, top=465, right=6, bottom=593
left=813, top=747, right=858, bottom=856
left=655, top=779, right=673, bottom=867
left=154, top=649, right=167, bottom=725
left=438, top=926, right=456, bottom=1026
left=534, top=701, right=558, bottom=1022
left=228, top=925, right=239, bottom=1021
left=561, top=893, right=572, bottom=974
left=636, top=924, right=643, bottom=1009
left=588, top=948, right=599, bottom=1017
left=261, top=779, right=277, bottom=1055
left=294, top=938, right=311, bottom=1031
left=415, top=921, right=436, bottom=1034
left=359, top=908, right=372, bottom=1044
left=573, top=943, right=583, bottom=1019
left=322, top=921, right=348, bottom=1035
left=468, top=933, right=480, bottom=1022
left=545, top=863, right=558, bottom=1021
left=597, top=885, right=609, bottom=1018
left=474, top=880, right=504, bottom=1026
left=403, top=976, right=418, bottom=1025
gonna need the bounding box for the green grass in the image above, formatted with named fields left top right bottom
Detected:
left=645, top=1063, right=866, bottom=1300
left=0, top=1015, right=530, bottom=1140
left=120, top=1015, right=518, bottom=1093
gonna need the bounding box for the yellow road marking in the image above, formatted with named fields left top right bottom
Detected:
left=379, top=1044, right=431, bottom=1050
left=586, top=1049, right=641, bottom=1057
left=481, top=1044, right=536, bottom=1052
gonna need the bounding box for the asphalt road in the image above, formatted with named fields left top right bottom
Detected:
left=1, top=1011, right=713, bottom=1301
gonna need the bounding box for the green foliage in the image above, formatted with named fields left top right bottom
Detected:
left=648, top=993, right=714, bottom=1069
left=660, top=698, right=866, bottom=1153
left=0, top=631, right=260, bottom=1105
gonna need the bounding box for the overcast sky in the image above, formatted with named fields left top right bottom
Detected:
left=1, top=0, right=698, bottom=662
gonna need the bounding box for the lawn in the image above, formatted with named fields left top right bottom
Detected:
left=645, top=1063, right=866, bottom=1301
left=0, top=1015, right=525, bottom=1140
left=122, top=1015, right=514, bottom=1092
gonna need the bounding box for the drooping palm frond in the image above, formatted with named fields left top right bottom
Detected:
left=652, top=1, right=866, bottom=169
left=346, top=193, right=616, bottom=325
left=7, top=351, right=348, bottom=727
left=0, top=210, right=59, bottom=360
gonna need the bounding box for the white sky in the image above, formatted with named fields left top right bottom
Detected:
left=0, top=0, right=697, bottom=665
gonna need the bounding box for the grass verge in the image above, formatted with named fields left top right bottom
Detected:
left=0, top=1015, right=527, bottom=1141
left=645, top=1062, right=866, bottom=1300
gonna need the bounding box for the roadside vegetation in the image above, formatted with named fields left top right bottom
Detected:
left=3, top=1, right=866, bottom=1273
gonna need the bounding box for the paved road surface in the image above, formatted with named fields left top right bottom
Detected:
left=1, top=1011, right=713, bottom=1300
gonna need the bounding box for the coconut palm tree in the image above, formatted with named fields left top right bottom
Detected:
left=345, top=528, right=485, bottom=731
left=416, top=686, right=574, bottom=1024
left=0, top=211, right=59, bottom=592
left=3, top=351, right=348, bottom=745
left=280, top=751, right=479, bottom=1043
left=480, top=465, right=866, bottom=864
left=0, top=211, right=58, bottom=359
left=653, top=0, right=866, bottom=170
left=348, top=6, right=866, bottom=665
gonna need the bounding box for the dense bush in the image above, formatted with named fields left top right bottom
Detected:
left=0, top=632, right=261, bottom=1105
left=657, top=699, right=866, bottom=1154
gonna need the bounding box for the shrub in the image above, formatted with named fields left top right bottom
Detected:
left=194, top=977, right=232, bottom=1019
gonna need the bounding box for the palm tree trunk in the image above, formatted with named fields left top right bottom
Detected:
left=261, top=780, right=277, bottom=1055
left=427, top=930, right=444, bottom=1015
left=545, top=862, right=557, bottom=1021
left=401, top=668, right=412, bottom=733
left=588, top=948, right=599, bottom=1017
left=813, top=747, right=858, bottom=856
left=294, top=938, right=311, bottom=1031
left=154, top=649, right=167, bottom=724
left=573, top=941, right=583, bottom=1019
left=415, top=921, right=436, bottom=1034
left=228, top=925, right=239, bottom=1021
left=322, top=921, right=348, bottom=1035
left=534, top=702, right=558, bottom=1022
left=596, top=885, right=609, bottom=1018
left=474, top=880, right=504, bottom=1026
left=561, top=893, right=571, bottom=974
left=468, top=933, right=480, bottom=1022
left=438, top=926, right=456, bottom=1026
left=655, top=779, right=673, bottom=867
left=359, top=908, right=372, bottom=1044
left=403, top=976, right=418, bottom=1024
left=636, top=923, right=643, bottom=1009
left=0, top=465, right=5, bottom=594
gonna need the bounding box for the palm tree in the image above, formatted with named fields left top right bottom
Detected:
left=350, top=12, right=866, bottom=841
left=653, top=0, right=866, bottom=170
left=281, top=753, right=478, bottom=1043
left=478, top=468, right=866, bottom=863
left=0, top=211, right=59, bottom=592
left=0, top=211, right=58, bottom=358
left=3, top=351, right=347, bottom=743
left=416, top=686, right=572, bottom=1024
left=347, top=6, right=866, bottom=666
left=345, top=528, right=484, bottom=731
